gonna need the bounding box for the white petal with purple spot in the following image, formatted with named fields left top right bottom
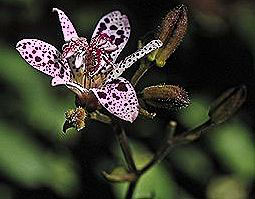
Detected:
left=51, top=58, right=73, bottom=86
left=106, top=39, right=163, bottom=83
left=91, top=77, right=138, bottom=122
left=16, top=39, right=62, bottom=77
left=53, top=8, right=78, bottom=42
left=91, top=10, right=131, bottom=62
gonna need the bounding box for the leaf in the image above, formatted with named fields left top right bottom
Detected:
left=0, top=122, right=79, bottom=196
left=102, top=167, right=136, bottom=183
left=0, top=123, right=51, bottom=187
left=46, top=153, right=79, bottom=197
left=208, top=121, right=255, bottom=182
left=178, top=96, right=210, bottom=127
left=171, top=145, right=213, bottom=183
left=206, top=176, right=247, bottom=199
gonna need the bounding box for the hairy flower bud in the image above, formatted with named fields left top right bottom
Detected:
left=141, top=85, right=190, bottom=110
left=149, top=4, right=188, bottom=67
left=209, top=85, right=247, bottom=125
left=63, top=107, right=88, bottom=133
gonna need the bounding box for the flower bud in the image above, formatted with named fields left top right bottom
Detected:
left=152, top=4, right=188, bottom=67
left=141, top=85, right=190, bottom=110
left=209, top=85, right=247, bottom=125
left=63, top=107, right=88, bottom=133
left=102, top=167, right=137, bottom=183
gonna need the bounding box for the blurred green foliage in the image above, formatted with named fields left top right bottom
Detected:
left=171, top=145, right=214, bottom=183
left=111, top=96, right=254, bottom=198
left=208, top=122, right=255, bottom=182
left=0, top=121, right=79, bottom=196
left=0, top=44, right=79, bottom=197
left=178, top=96, right=254, bottom=198
left=207, top=176, right=248, bottom=199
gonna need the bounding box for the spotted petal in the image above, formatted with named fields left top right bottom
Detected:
left=16, top=39, right=62, bottom=77
left=51, top=58, right=73, bottom=86
left=91, top=11, right=131, bottom=62
left=53, top=8, right=78, bottom=42
left=106, top=40, right=163, bottom=83
left=91, top=77, right=138, bottom=122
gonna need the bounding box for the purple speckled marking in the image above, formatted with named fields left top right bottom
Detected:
left=53, top=8, right=78, bottom=42
left=91, top=77, right=138, bottom=122
left=91, top=11, right=131, bottom=63
left=106, top=40, right=163, bottom=83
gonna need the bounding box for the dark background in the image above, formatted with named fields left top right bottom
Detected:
left=0, top=0, right=254, bottom=199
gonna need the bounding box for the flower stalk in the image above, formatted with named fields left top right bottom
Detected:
left=113, top=122, right=138, bottom=174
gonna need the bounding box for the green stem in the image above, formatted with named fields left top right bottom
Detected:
left=138, top=107, right=156, bottom=120
left=90, top=111, right=112, bottom=124
left=178, top=119, right=214, bottom=142
left=140, top=119, right=214, bottom=175
left=114, top=122, right=139, bottom=199
left=114, top=122, right=137, bottom=173
left=131, top=60, right=151, bottom=87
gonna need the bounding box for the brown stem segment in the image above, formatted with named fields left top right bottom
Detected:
left=113, top=122, right=139, bottom=199
left=140, top=119, right=214, bottom=175
left=178, top=119, right=214, bottom=142
left=114, top=122, right=138, bottom=174
left=125, top=181, right=138, bottom=199
left=90, top=111, right=112, bottom=124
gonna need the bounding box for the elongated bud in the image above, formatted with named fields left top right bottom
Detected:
left=157, top=5, right=186, bottom=43
left=141, top=85, right=190, bottom=110
left=102, top=167, right=137, bottom=183
left=63, top=107, right=88, bottom=133
left=209, top=85, right=247, bottom=125
left=152, top=5, right=188, bottom=67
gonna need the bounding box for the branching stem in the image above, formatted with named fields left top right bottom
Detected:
left=140, top=119, right=214, bottom=175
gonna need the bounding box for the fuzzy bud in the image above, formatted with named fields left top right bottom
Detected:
left=209, top=85, right=247, bottom=125
left=141, top=85, right=190, bottom=110
left=152, top=4, right=188, bottom=67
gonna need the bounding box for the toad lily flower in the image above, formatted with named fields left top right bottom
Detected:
left=16, top=8, right=162, bottom=122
